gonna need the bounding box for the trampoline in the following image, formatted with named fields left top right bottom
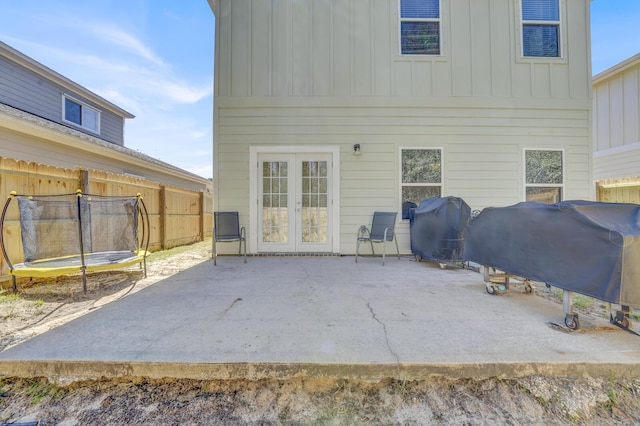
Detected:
left=1, top=190, right=150, bottom=292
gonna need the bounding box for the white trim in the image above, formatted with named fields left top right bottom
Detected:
left=593, top=53, right=640, bottom=85
left=594, top=141, right=640, bottom=158
left=523, top=147, right=565, bottom=201
left=62, top=93, right=101, bottom=134
left=399, top=146, right=444, bottom=219
left=0, top=104, right=209, bottom=187
left=249, top=145, right=340, bottom=254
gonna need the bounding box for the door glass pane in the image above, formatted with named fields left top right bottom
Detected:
left=262, top=161, right=288, bottom=243
left=301, top=161, right=328, bottom=243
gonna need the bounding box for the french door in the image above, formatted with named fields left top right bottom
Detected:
left=257, top=153, right=333, bottom=253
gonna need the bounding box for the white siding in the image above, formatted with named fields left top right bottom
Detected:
left=593, top=144, right=640, bottom=181
left=592, top=56, right=640, bottom=180
left=214, top=0, right=593, bottom=254
left=216, top=97, right=591, bottom=253
left=215, top=0, right=591, bottom=101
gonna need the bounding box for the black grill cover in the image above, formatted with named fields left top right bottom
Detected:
left=464, top=201, right=640, bottom=306
left=409, top=197, right=471, bottom=262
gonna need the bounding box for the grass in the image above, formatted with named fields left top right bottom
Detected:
left=550, top=288, right=595, bottom=310
left=24, top=379, right=65, bottom=404
left=147, top=239, right=211, bottom=262
left=0, top=291, right=20, bottom=304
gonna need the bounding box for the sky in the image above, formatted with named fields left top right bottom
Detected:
left=0, top=1, right=639, bottom=179
left=0, top=1, right=215, bottom=178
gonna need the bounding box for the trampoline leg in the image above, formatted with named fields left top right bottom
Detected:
left=12, top=275, right=17, bottom=293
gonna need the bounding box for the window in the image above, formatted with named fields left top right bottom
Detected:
left=400, top=0, right=440, bottom=55
left=63, top=95, right=100, bottom=133
left=521, top=0, right=560, bottom=57
left=525, top=149, right=563, bottom=204
left=401, top=148, right=442, bottom=207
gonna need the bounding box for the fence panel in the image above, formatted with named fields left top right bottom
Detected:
left=164, top=186, right=204, bottom=249
left=596, top=178, right=640, bottom=204
left=1, top=157, right=212, bottom=284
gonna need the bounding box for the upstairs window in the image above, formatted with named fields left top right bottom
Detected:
left=525, top=149, right=563, bottom=204
left=400, top=0, right=441, bottom=55
left=401, top=148, right=442, bottom=207
left=63, top=95, right=100, bottom=133
left=521, top=0, right=560, bottom=57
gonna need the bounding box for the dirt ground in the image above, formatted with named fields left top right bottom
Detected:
left=1, top=240, right=639, bottom=425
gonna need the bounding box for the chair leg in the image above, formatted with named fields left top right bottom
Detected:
left=242, top=238, right=247, bottom=264
left=355, top=239, right=360, bottom=263
left=395, top=236, right=400, bottom=260
left=382, top=240, right=387, bottom=266
left=213, top=240, right=217, bottom=266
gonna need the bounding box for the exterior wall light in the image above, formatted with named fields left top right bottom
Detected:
left=353, top=144, right=361, bottom=156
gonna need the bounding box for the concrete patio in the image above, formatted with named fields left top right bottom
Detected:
left=0, top=255, right=639, bottom=382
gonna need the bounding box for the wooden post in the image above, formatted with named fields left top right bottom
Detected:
left=79, top=169, right=90, bottom=194
left=199, top=191, right=205, bottom=241
left=160, top=185, right=167, bottom=250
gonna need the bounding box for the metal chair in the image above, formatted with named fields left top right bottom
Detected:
left=213, top=212, right=246, bottom=265
left=355, top=211, right=400, bottom=266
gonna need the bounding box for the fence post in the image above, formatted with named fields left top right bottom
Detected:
left=199, top=191, right=205, bottom=241
left=160, top=185, right=167, bottom=250
left=79, top=169, right=90, bottom=193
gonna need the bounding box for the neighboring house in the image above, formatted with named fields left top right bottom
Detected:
left=592, top=53, right=640, bottom=182
left=0, top=41, right=210, bottom=192
left=206, top=0, right=593, bottom=255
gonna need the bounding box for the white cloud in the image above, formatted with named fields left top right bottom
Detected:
left=186, top=164, right=213, bottom=178
left=88, top=25, right=165, bottom=67
left=1, top=16, right=214, bottom=179
left=150, top=80, right=213, bottom=104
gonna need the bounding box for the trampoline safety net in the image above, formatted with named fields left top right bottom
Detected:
left=16, top=193, right=141, bottom=267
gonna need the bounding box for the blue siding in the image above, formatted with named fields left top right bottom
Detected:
left=0, top=56, right=125, bottom=145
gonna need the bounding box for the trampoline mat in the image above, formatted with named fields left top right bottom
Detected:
left=23, top=251, right=139, bottom=268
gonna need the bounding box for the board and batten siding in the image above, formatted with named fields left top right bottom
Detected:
left=593, top=54, right=640, bottom=181
left=215, top=0, right=591, bottom=99
left=213, top=0, right=593, bottom=254
left=0, top=55, right=125, bottom=146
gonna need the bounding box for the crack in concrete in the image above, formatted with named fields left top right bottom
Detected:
left=217, top=297, right=243, bottom=320
left=364, top=300, right=401, bottom=364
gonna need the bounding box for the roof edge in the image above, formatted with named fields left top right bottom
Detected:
left=0, top=103, right=210, bottom=186
left=206, top=0, right=217, bottom=15
left=0, top=41, right=135, bottom=119
left=593, top=52, right=640, bottom=85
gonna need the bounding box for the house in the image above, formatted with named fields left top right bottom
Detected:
left=0, top=41, right=210, bottom=192
left=592, top=53, right=640, bottom=184
left=206, top=0, right=593, bottom=255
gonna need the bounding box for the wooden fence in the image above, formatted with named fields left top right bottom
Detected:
left=596, top=177, right=640, bottom=204
left=0, top=157, right=212, bottom=284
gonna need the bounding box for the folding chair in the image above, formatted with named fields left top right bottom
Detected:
left=355, top=211, right=400, bottom=266
left=213, top=212, right=246, bottom=265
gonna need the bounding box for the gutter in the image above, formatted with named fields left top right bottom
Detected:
left=0, top=103, right=209, bottom=187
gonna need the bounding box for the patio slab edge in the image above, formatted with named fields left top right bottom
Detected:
left=1, top=360, right=639, bottom=383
